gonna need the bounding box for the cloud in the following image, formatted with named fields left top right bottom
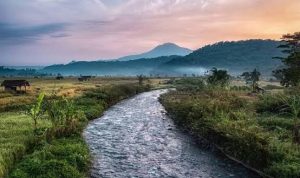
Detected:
left=0, top=0, right=109, bottom=25
left=0, top=0, right=299, bottom=65
left=0, top=23, right=68, bottom=45
left=50, top=33, right=71, bottom=38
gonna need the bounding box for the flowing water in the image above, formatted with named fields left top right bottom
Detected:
left=84, top=90, right=260, bottom=178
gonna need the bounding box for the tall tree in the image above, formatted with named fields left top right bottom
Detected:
left=273, top=32, right=300, bottom=87
left=241, top=69, right=261, bottom=92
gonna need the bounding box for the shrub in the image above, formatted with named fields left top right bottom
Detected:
left=230, top=86, right=251, bottom=91
left=9, top=138, right=89, bottom=178
left=256, top=94, right=286, bottom=114
left=172, top=78, right=206, bottom=92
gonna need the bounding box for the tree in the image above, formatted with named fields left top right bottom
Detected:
left=207, top=68, right=230, bottom=87
left=241, top=69, right=261, bottom=92
left=273, top=32, right=300, bottom=87
left=137, top=75, right=145, bottom=85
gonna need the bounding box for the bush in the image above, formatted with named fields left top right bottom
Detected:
left=9, top=138, right=89, bottom=178
left=256, top=94, right=286, bottom=114
left=83, top=106, right=103, bottom=120
left=258, top=117, right=294, bottom=131
left=230, top=86, right=251, bottom=91
left=173, top=78, right=206, bottom=91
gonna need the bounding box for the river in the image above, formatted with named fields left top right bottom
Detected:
left=84, top=89, right=260, bottom=178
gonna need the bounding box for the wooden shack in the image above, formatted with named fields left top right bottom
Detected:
left=1, top=80, right=30, bottom=92
left=56, top=76, right=64, bottom=80
left=78, top=76, right=92, bottom=81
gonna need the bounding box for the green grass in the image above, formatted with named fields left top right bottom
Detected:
left=9, top=138, right=90, bottom=178
left=0, top=113, right=51, bottom=178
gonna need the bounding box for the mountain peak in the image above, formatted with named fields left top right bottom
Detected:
left=117, top=43, right=192, bottom=61
left=155, top=42, right=178, bottom=47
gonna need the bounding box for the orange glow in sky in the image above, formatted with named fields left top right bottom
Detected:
left=0, top=0, right=300, bottom=65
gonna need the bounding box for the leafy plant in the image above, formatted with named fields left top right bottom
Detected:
left=45, top=97, right=86, bottom=138
left=26, top=92, right=45, bottom=134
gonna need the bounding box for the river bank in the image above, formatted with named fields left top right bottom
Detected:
left=160, top=89, right=300, bottom=178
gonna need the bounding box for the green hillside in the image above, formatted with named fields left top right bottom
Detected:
left=158, top=39, right=284, bottom=76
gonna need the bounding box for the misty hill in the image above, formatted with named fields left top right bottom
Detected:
left=41, top=39, right=284, bottom=77
left=0, top=66, right=42, bottom=76
left=42, top=56, right=179, bottom=76
left=154, top=39, right=284, bottom=76
left=117, top=43, right=192, bottom=61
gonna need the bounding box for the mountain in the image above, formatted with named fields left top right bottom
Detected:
left=40, top=39, right=284, bottom=77
left=153, top=39, right=284, bottom=76
left=117, top=43, right=192, bottom=61
left=42, top=56, right=179, bottom=76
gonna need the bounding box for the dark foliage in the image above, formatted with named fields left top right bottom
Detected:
left=273, top=32, right=300, bottom=87
left=207, top=68, right=230, bottom=87
left=241, top=69, right=261, bottom=92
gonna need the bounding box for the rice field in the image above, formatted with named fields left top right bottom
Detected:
left=0, top=113, right=51, bottom=177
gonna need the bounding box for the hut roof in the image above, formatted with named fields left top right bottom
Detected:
left=1, top=80, right=30, bottom=87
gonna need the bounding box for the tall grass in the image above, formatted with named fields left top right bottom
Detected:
left=160, top=88, right=300, bottom=178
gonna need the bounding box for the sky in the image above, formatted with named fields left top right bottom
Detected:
left=0, top=0, right=300, bottom=66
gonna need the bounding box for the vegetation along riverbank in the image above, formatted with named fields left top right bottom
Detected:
left=0, top=77, right=164, bottom=178
left=160, top=78, right=300, bottom=178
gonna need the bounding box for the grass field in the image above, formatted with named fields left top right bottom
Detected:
left=0, top=113, right=51, bottom=177
left=0, top=77, right=169, bottom=112
left=0, top=77, right=168, bottom=178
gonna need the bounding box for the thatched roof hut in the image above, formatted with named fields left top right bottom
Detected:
left=1, top=80, right=30, bottom=92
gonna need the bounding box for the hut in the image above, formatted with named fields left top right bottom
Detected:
left=1, top=80, right=30, bottom=92
left=78, top=76, right=92, bottom=81
left=56, top=76, right=64, bottom=80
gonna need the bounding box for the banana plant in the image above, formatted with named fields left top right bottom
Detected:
left=26, top=92, right=45, bottom=134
